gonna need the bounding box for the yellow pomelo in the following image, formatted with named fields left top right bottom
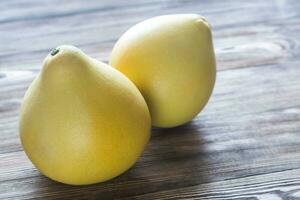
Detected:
left=20, top=45, right=151, bottom=185
left=110, top=14, right=216, bottom=128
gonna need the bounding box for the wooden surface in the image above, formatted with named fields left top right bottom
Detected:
left=1, top=0, right=300, bottom=199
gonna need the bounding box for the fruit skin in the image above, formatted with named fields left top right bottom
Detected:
left=110, top=14, right=216, bottom=128
left=19, top=45, right=151, bottom=185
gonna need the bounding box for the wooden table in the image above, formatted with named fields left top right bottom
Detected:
left=1, top=0, right=300, bottom=199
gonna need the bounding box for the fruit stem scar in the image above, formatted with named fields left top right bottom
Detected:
left=50, top=48, right=60, bottom=56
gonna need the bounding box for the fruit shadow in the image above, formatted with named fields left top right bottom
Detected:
left=113, top=120, right=211, bottom=197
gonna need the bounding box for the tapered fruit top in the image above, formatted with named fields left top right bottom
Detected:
left=110, top=14, right=216, bottom=128
left=19, top=45, right=151, bottom=185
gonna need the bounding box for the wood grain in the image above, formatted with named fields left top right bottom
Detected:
left=1, top=0, right=300, bottom=199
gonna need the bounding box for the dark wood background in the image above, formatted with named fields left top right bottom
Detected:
left=1, top=0, right=300, bottom=199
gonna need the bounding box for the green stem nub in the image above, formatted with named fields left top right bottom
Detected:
left=50, top=48, right=60, bottom=56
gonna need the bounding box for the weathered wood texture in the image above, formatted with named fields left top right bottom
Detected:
left=1, top=0, right=300, bottom=199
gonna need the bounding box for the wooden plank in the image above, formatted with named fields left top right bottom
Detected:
left=1, top=0, right=299, bottom=70
left=122, top=169, right=300, bottom=199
